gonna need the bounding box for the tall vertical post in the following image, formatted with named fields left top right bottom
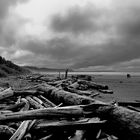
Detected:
left=65, top=69, right=68, bottom=79
left=58, top=71, right=61, bottom=79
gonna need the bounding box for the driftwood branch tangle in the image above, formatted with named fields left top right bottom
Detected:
left=9, top=98, right=30, bottom=140
left=92, top=105, right=140, bottom=140
left=38, top=84, right=140, bottom=140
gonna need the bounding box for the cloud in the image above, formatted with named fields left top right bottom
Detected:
left=48, top=0, right=140, bottom=70
left=0, top=0, right=29, bottom=47
left=0, top=0, right=18, bottom=18
left=111, top=1, right=140, bottom=39
left=0, top=0, right=29, bottom=20
left=50, top=4, right=110, bottom=35
left=72, top=39, right=140, bottom=68
left=18, top=37, right=87, bottom=66
left=1, top=0, right=140, bottom=71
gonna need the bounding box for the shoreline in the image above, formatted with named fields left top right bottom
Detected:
left=0, top=72, right=140, bottom=103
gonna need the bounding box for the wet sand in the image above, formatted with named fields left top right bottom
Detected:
left=40, top=71, right=140, bottom=102
left=93, top=74, right=140, bottom=102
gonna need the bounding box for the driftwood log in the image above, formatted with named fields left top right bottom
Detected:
left=78, top=80, right=108, bottom=90
left=63, top=87, right=92, bottom=96
left=0, top=105, right=88, bottom=122
left=37, top=84, right=104, bottom=105
left=9, top=98, right=30, bottom=140
left=33, top=118, right=106, bottom=131
left=0, top=88, right=14, bottom=100
left=38, top=84, right=140, bottom=140
left=0, top=88, right=43, bottom=101
left=85, top=104, right=140, bottom=140
left=3, top=102, right=25, bottom=111
left=39, top=95, right=56, bottom=107
left=26, top=96, right=44, bottom=109
left=0, top=77, right=140, bottom=140
left=9, top=120, right=30, bottom=140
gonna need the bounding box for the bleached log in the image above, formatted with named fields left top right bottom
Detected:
left=69, top=82, right=79, bottom=89
left=37, top=84, right=96, bottom=105
left=20, top=98, right=30, bottom=111
left=33, top=118, right=106, bottom=131
left=0, top=105, right=89, bottom=122
left=39, top=134, right=52, bottom=140
left=53, top=78, right=70, bottom=85
left=90, top=93, right=100, bottom=98
left=39, top=95, right=56, bottom=107
left=92, top=105, right=140, bottom=140
left=32, top=96, right=44, bottom=105
left=3, top=102, right=25, bottom=111
left=78, top=80, right=108, bottom=90
left=26, top=96, right=44, bottom=109
left=9, top=120, right=30, bottom=140
left=63, top=87, right=91, bottom=96
left=9, top=98, right=30, bottom=140
left=38, top=84, right=140, bottom=140
left=0, top=88, right=14, bottom=100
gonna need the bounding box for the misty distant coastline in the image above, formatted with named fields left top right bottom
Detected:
left=23, top=66, right=140, bottom=76
left=23, top=66, right=73, bottom=72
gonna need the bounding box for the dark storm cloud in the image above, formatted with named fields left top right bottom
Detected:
left=20, top=37, right=88, bottom=63
left=45, top=37, right=88, bottom=60
left=18, top=1, right=140, bottom=69
left=50, top=5, right=108, bottom=35
left=19, top=36, right=139, bottom=69
left=116, top=7, right=140, bottom=39
left=73, top=39, right=140, bottom=68
left=47, top=1, right=140, bottom=69
left=15, top=37, right=88, bottom=68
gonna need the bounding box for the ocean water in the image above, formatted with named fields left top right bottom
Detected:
left=41, top=71, right=140, bottom=76
left=41, top=71, right=140, bottom=102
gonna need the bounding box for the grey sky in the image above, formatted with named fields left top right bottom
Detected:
left=0, top=0, right=140, bottom=71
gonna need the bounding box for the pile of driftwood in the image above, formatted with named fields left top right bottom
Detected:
left=0, top=74, right=140, bottom=140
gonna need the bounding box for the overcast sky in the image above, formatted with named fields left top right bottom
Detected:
left=0, top=0, right=140, bottom=71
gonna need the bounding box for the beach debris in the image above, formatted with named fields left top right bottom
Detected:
left=98, top=89, right=113, bottom=94
left=126, top=106, right=140, bottom=112
left=118, top=101, right=140, bottom=107
left=65, top=69, right=69, bottom=79
left=127, top=73, right=131, bottom=78
left=0, top=74, right=139, bottom=140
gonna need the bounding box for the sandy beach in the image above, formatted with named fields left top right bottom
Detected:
left=0, top=72, right=140, bottom=139
left=93, top=74, right=140, bottom=102
left=39, top=71, right=140, bottom=103
left=1, top=72, right=140, bottom=103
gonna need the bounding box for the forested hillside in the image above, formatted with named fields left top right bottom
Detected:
left=0, top=56, right=30, bottom=77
